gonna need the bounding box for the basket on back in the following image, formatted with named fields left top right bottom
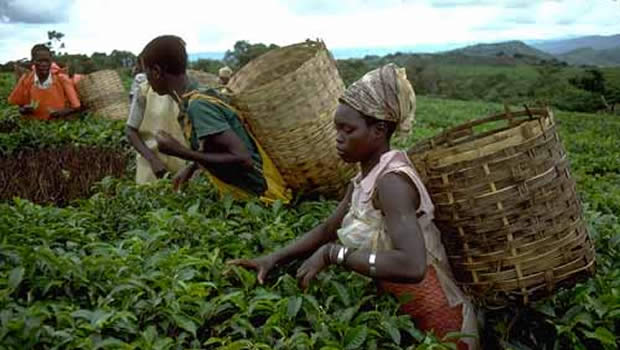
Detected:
left=408, top=107, right=595, bottom=307
left=77, top=70, right=128, bottom=120
left=228, top=40, right=356, bottom=197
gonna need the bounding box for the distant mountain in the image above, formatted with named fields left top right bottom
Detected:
left=531, top=34, right=620, bottom=55
left=186, top=36, right=620, bottom=66
left=446, top=40, right=556, bottom=61
left=558, top=46, right=620, bottom=66
left=329, top=43, right=467, bottom=59
left=187, top=44, right=468, bottom=61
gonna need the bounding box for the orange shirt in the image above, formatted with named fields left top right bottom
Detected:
left=8, top=71, right=81, bottom=120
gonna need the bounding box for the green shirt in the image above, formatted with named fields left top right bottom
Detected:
left=184, top=87, right=267, bottom=196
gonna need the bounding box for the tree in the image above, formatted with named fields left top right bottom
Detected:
left=569, top=69, right=606, bottom=95
left=90, top=52, right=109, bottom=69
left=223, top=40, right=279, bottom=70
left=191, top=58, right=224, bottom=74
left=46, top=30, right=65, bottom=55
left=109, top=50, right=137, bottom=69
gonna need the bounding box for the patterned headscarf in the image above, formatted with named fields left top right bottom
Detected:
left=340, top=63, right=416, bottom=132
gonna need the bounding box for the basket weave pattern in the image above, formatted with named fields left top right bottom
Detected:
left=228, top=41, right=356, bottom=197
left=408, top=107, right=595, bottom=306
left=77, top=70, right=129, bottom=120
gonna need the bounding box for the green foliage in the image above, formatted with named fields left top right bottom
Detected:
left=191, top=59, right=225, bottom=75
left=0, top=109, right=128, bottom=156
left=0, top=75, right=618, bottom=349
left=46, top=30, right=66, bottom=55
left=335, top=52, right=620, bottom=114
left=0, top=177, right=454, bottom=349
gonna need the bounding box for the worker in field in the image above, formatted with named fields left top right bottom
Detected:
left=230, top=64, right=479, bottom=349
left=8, top=44, right=81, bottom=120
left=138, top=35, right=291, bottom=204
left=218, top=66, right=233, bottom=85
left=126, top=58, right=188, bottom=184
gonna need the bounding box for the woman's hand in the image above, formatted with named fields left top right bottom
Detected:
left=18, top=105, right=34, bottom=115
left=227, top=255, right=278, bottom=284
left=149, top=157, right=169, bottom=179
left=172, top=165, right=195, bottom=191
left=296, top=243, right=335, bottom=290
left=49, top=108, right=75, bottom=119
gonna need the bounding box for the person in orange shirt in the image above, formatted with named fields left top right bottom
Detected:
left=8, top=44, right=81, bottom=120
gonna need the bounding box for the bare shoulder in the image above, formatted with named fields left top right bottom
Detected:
left=375, top=172, right=420, bottom=213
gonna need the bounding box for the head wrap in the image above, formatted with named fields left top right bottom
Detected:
left=219, top=66, right=233, bottom=79
left=340, top=63, right=416, bottom=132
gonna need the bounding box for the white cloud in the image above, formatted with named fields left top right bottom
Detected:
left=0, top=0, right=74, bottom=23
left=1, top=0, right=619, bottom=62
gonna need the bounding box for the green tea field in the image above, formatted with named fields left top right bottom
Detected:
left=0, top=72, right=618, bottom=349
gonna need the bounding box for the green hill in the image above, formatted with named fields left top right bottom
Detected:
left=532, top=34, right=620, bottom=55
left=447, top=40, right=556, bottom=61
left=558, top=46, right=620, bottom=67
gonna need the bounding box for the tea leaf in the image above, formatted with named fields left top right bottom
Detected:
left=172, top=314, right=197, bottom=337
left=8, top=266, right=24, bottom=289
left=344, top=325, right=367, bottom=349
left=382, top=320, right=401, bottom=345
left=583, top=327, right=616, bottom=346
left=287, top=296, right=303, bottom=319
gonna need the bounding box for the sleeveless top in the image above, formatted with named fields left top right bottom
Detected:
left=336, top=150, right=478, bottom=349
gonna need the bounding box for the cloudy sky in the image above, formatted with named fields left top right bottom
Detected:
left=1, top=0, right=619, bottom=62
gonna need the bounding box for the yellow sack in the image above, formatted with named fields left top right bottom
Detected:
left=182, top=91, right=292, bottom=204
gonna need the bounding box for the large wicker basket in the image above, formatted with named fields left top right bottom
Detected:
left=228, top=40, right=356, bottom=197
left=408, top=106, right=595, bottom=306
left=77, top=70, right=128, bottom=120
left=188, top=69, right=221, bottom=87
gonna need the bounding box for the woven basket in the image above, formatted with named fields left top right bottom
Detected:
left=188, top=69, right=221, bottom=87
left=77, top=70, right=128, bottom=120
left=408, top=106, right=595, bottom=306
left=228, top=40, right=356, bottom=197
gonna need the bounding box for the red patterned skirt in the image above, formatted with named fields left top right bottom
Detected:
left=380, top=266, right=469, bottom=350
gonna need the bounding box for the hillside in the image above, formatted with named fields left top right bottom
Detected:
left=447, top=40, right=556, bottom=61
left=558, top=46, right=620, bottom=66
left=532, top=34, right=620, bottom=55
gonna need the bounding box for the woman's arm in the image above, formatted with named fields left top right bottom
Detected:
left=156, top=130, right=253, bottom=169
left=272, top=184, right=353, bottom=265
left=126, top=126, right=168, bottom=178
left=340, top=172, right=427, bottom=283
left=59, top=74, right=81, bottom=109
left=228, top=184, right=353, bottom=284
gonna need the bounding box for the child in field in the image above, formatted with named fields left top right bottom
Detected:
left=138, top=35, right=290, bottom=203
left=230, top=63, right=479, bottom=349
left=8, top=44, right=81, bottom=120
left=126, top=58, right=188, bottom=183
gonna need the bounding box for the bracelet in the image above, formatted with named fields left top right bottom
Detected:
left=368, top=252, right=377, bottom=277
left=328, top=244, right=338, bottom=264
left=336, top=246, right=349, bottom=265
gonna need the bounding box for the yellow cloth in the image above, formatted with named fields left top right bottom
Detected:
left=136, top=83, right=187, bottom=183
left=183, top=91, right=292, bottom=204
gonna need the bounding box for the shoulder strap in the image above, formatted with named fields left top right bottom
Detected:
left=184, top=90, right=254, bottom=132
